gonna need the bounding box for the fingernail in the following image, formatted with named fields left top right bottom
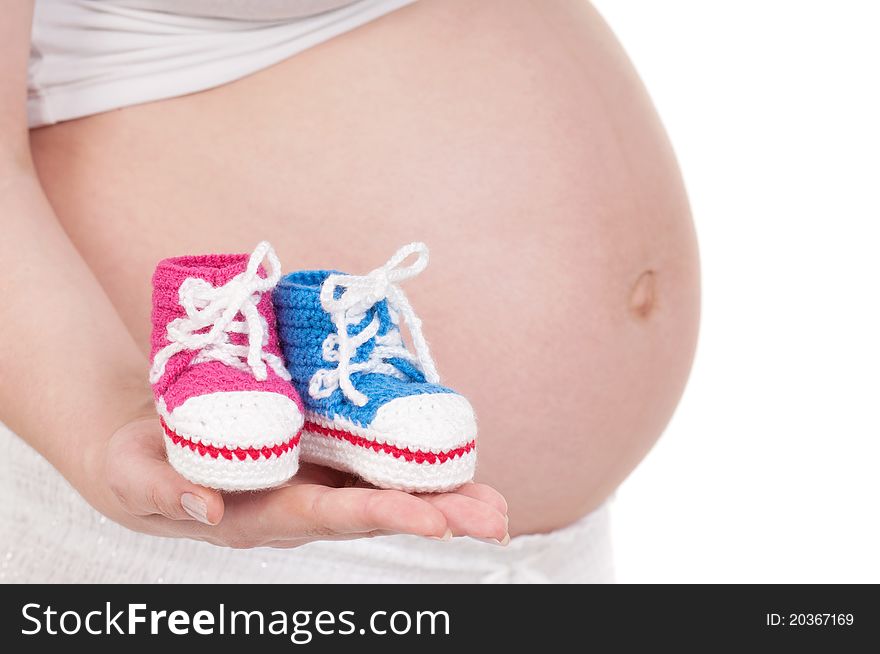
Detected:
left=504, top=514, right=509, bottom=530
left=181, top=493, right=211, bottom=525
left=430, top=528, right=453, bottom=542
left=477, top=533, right=510, bottom=547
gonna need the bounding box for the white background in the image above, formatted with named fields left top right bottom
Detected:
left=594, top=0, right=880, bottom=582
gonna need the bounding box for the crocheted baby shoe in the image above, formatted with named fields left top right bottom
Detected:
left=150, top=242, right=304, bottom=491
left=273, top=242, right=477, bottom=493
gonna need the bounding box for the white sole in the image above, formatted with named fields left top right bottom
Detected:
left=163, top=430, right=300, bottom=492
left=300, top=427, right=476, bottom=493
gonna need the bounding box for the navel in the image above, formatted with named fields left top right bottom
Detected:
left=629, top=270, right=657, bottom=320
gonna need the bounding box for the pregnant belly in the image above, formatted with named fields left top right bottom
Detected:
left=28, top=0, right=699, bottom=533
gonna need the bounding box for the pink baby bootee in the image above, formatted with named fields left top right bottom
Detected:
left=149, top=242, right=304, bottom=491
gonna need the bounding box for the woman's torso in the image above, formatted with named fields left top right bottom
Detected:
left=27, top=0, right=700, bottom=537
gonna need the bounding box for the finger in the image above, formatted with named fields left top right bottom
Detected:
left=253, top=484, right=450, bottom=540
left=162, top=482, right=453, bottom=547
left=446, top=483, right=509, bottom=516
left=107, top=423, right=225, bottom=525
left=419, top=493, right=508, bottom=542
left=117, top=455, right=225, bottom=525
left=263, top=530, right=402, bottom=548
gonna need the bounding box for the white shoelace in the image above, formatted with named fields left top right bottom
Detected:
left=149, top=241, right=291, bottom=384
left=309, top=242, right=440, bottom=407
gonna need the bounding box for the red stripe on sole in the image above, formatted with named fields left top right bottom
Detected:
left=160, top=417, right=300, bottom=461
left=304, top=421, right=475, bottom=464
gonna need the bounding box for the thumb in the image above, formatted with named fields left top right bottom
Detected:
left=107, top=419, right=225, bottom=525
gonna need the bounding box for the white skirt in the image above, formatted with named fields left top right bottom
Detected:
left=0, top=422, right=614, bottom=583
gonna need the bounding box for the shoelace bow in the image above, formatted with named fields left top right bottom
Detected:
left=149, top=241, right=291, bottom=384
left=309, top=242, right=440, bottom=407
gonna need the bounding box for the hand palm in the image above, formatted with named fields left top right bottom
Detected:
left=99, top=417, right=508, bottom=548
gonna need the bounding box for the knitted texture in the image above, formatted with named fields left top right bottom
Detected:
left=150, top=242, right=303, bottom=491
left=273, top=243, right=477, bottom=492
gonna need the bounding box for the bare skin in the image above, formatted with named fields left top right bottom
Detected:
left=3, top=0, right=699, bottom=543
left=0, top=0, right=508, bottom=550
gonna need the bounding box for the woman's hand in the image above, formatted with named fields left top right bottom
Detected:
left=94, top=416, right=508, bottom=548
left=0, top=166, right=508, bottom=551
left=0, top=1, right=504, bottom=552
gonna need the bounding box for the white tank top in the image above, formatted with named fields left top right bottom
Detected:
left=27, top=0, right=417, bottom=127
left=116, top=1, right=364, bottom=20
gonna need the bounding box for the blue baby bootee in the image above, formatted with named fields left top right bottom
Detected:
left=273, top=242, right=477, bottom=492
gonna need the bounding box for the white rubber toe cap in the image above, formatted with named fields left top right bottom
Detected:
left=368, top=392, right=477, bottom=451
left=158, top=392, right=304, bottom=449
